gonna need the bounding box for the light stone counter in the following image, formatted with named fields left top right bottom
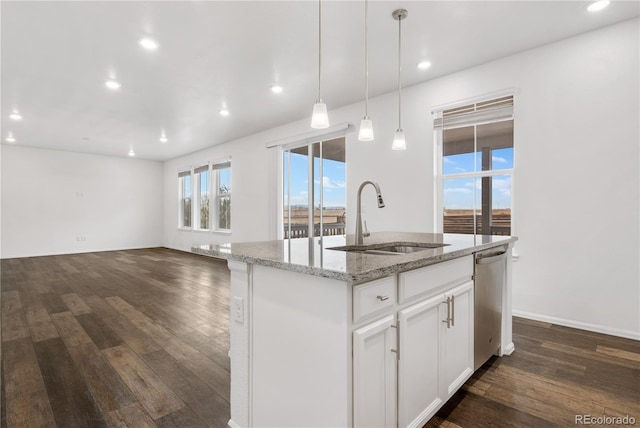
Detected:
left=192, top=231, right=517, bottom=283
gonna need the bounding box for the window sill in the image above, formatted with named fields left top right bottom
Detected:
left=212, top=230, right=232, bottom=235
left=192, top=228, right=211, bottom=233
left=178, top=227, right=192, bottom=231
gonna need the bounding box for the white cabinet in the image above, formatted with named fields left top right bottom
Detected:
left=353, top=315, right=397, bottom=428
left=397, top=294, right=443, bottom=428
left=442, top=281, right=474, bottom=398
left=396, top=280, right=474, bottom=428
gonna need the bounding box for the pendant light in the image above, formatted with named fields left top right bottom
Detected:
left=358, top=0, right=374, bottom=141
left=391, top=9, right=407, bottom=150
left=311, top=0, right=330, bottom=129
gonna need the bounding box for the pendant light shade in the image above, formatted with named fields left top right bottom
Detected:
left=358, top=0, right=374, bottom=141
left=392, top=129, right=406, bottom=150
left=311, top=0, right=330, bottom=129
left=311, top=101, right=330, bottom=129
left=358, top=118, right=374, bottom=141
left=392, top=9, right=407, bottom=150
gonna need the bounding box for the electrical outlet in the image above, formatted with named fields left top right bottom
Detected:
left=233, top=296, right=244, bottom=323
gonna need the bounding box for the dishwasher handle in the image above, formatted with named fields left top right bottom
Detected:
left=475, top=250, right=508, bottom=265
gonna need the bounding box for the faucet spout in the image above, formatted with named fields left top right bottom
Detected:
left=355, top=180, right=385, bottom=245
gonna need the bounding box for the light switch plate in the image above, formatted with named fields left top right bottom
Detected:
left=233, top=296, right=244, bottom=323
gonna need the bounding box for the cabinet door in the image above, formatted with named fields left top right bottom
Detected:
left=442, top=280, right=474, bottom=398
left=397, top=294, right=444, bottom=428
left=353, top=315, right=397, bottom=428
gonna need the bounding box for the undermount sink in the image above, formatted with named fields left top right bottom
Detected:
left=328, top=242, right=449, bottom=255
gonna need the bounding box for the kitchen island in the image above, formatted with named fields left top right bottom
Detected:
left=193, top=232, right=517, bottom=428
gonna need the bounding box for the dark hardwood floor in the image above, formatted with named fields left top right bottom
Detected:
left=1, top=248, right=231, bottom=427
left=1, top=248, right=639, bottom=427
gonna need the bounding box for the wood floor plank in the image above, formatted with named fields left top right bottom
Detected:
left=1, top=291, right=30, bottom=342
left=141, top=349, right=230, bottom=427
left=39, top=292, right=70, bottom=315
left=34, top=338, right=107, bottom=427
left=155, top=406, right=215, bottom=428
left=61, top=292, right=93, bottom=315
left=21, top=291, right=60, bottom=342
left=84, top=295, right=161, bottom=355
left=53, top=314, right=136, bottom=415
left=596, top=345, right=640, bottom=363
left=4, top=389, right=57, bottom=428
left=50, top=311, right=93, bottom=347
left=2, top=337, right=47, bottom=401
left=102, top=345, right=184, bottom=420
left=106, top=403, right=158, bottom=428
left=435, top=388, right=557, bottom=428
left=76, top=312, right=124, bottom=350
left=105, top=296, right=230, bottom=402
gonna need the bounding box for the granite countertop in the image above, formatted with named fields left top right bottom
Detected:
left=192, top=232, right=517, bottom=283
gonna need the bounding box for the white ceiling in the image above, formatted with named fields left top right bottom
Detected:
left=2, top=1, right=638, bottom=161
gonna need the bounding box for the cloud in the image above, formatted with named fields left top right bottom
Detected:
left=443, top=158, right=455, bottom=164
left=444, top=188, right=472, bottom=194
left=492, top=155, right=508, bottom=164
left=314, top=177, right=346, bottom=189
left=455, top=167, right=466, bottom=172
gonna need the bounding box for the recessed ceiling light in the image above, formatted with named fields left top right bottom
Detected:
left=105, top=80, right=121, bottom=90
left=139, top=37, right=159, bottom=50
left=9, top=112, right=22, bottom=120
left=270, top=85, right=284, bottom=94
left=219, top=108, right=230, bottom=117
left=587, top=0, right=610, bottom=12
left=6, top=133, right=15, bottom=143
left=417, top=60, right=432, bottom=70
left=128, top=149, right=135, bottom=157
left=160, top=134, right=168, bottom=143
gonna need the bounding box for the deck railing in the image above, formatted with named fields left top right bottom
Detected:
left=283, top=223, right=346, bottom=239
left=443, top=213, right=511, bottom=235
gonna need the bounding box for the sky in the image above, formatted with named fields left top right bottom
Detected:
left=443, top=147, right=513, bottom=210
left=284, top=151, right=346, bottom=209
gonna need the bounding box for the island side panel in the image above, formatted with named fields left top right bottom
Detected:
left=251, top=264, right=351, bottom=428
left=228, top=260, right=252, bottom=428
left=501, top=243, right=515, bottom=356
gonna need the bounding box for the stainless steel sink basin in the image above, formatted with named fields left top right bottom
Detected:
left=328, top=242, right=449, bottom=255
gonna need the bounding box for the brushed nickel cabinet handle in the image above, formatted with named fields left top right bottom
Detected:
left=377, top=295, right=389, bottom=301
left=451, top=294, right=455, bottom=327
left=442, top=296, right=452, bottom=328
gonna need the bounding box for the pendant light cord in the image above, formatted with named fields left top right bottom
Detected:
left=398, top=15, right=402, bottom=129
left=364, top=0, right=369, bottom=117
left=318, top=0, right=322, bottom=102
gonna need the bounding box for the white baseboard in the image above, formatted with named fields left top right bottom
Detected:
left=228, top=419, right=241, bottom=428
left=513, top=310, right=640, bottom=340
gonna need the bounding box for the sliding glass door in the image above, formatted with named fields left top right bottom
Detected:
left=283, top=137, right=346, bottom=239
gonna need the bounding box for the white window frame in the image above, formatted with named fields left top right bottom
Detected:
left=178, top=169, right=193, bottom=230
left=433, top=91, right=516, bottom=235
left=213, top=159, right=232, bottom=233
left=193, top=164, right=211, bottom=231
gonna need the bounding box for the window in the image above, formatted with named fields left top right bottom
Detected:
left=282, top=137, right=346, bottom=239
left=434, top=95, right=514, bottom=236
left=178, top=170, right=192, bottom=228
left=213, top=160, right=232, bottom=231
left=194, top=164, right=210, bottom=230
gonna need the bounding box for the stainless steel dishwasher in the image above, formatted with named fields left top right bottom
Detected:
left=474, top=245, right=508, bottom=370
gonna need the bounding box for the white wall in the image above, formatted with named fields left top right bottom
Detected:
left=163, top=19, right=639, bottom=339
left=1, top=145, right=163, bottom=258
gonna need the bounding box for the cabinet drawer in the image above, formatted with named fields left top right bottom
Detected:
left=353, top=276, right=395, bottom=323
left=399, top=256, right=473, bottom=304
